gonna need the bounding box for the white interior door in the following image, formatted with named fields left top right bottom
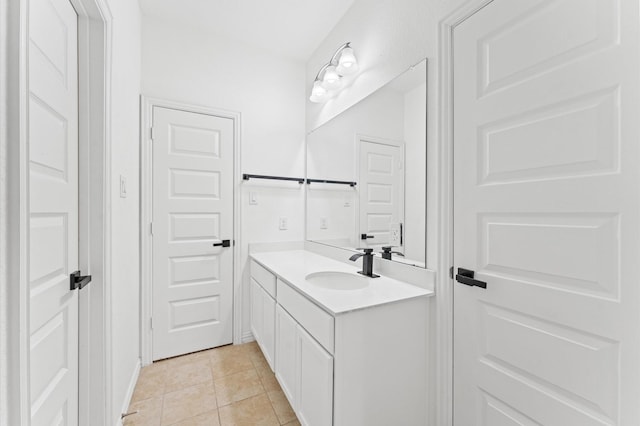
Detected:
left=358, top=138, right=404, bottom=249
left=152, top=106, right=234, bottom=360
left=28, top=0, right=80, bottom=424
left=453, top=1, right=640, bottom=425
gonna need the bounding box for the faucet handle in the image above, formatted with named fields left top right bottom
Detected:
left=380, top=246, right=405, bottom=261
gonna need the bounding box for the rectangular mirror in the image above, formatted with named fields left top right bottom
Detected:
left=306, top=59, right=427, bottom=268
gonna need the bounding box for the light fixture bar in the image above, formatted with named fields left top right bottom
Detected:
left=309, top=42, right=359, bottom=103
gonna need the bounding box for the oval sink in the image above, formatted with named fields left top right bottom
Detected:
left=305, top=271, right=369, bottom=291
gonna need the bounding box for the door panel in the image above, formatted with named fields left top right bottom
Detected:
left=453, top=0, right=640, bottom=425
left=275, top=305, right=298, bottom=409
left=261, top=287, right=276, bottom=370
left=152, top=107, right=234, bottom=360
left=358, top=139, right=404, bottom=248
left=297, top=325, right=333, bottom=426
left=251, top=279, right=263, bottom=345
left=28, top=0, right=79, bottom=424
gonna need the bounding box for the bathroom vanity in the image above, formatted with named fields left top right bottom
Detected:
left=250, top=249, right=433, bottom=426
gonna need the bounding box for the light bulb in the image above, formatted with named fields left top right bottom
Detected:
left=310, top=80, right=328, bottom=103
left=322, top=65, right=342, bottom=90
left=336, top=47, right=358, bottom=75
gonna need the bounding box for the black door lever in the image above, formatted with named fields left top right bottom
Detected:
left=455, top=268, right=487, bottom=289
left=361, top=233, right=374, bottom=240
left=213, top=239, right=231, bottom=247
left=70, top=270, right=92, bottom=291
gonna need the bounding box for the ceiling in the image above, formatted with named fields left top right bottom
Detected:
left=138, top=0, right=356, bottom=62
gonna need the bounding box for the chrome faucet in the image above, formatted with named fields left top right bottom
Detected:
left=380, top=246, right=405, bottom=261
left=349, top=248, right=380, bottom=278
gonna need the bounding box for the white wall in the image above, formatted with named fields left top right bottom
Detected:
left=141, top=15, right=307, bottom=340
left=403, top=82, right=427, bottom=262
left=107, top=0, right=142, bottom=423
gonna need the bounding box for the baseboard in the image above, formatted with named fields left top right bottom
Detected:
left=242, top=331, right=255, bottom=343
left=115, top=358, right=141, bottom=426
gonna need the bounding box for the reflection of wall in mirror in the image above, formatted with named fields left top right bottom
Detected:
left=307, top=86, right=404, bottom=244
left=404, top=82, right=426, bottom=263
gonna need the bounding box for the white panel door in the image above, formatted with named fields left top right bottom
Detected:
left=453, top=1, right=640, bottom=425
left=358, top=139, right=404, bottom=249
left=152, top=106, right=234, bottom=360
left=28, top=0, right=79, bottom=424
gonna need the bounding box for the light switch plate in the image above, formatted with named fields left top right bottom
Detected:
left=279, top=217, right=288, bottom=230
left=120, top=175, right=127, bottom=198
left=249, top=191, right=258, bottom=205
left=389, top=223, right=401, bottom=246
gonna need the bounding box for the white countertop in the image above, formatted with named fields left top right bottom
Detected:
left=250, top=250, right=433, bottom=315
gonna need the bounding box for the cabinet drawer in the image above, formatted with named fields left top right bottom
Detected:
left=251, top=260, right=276, bottom=297
left=277, top=279, right=334, bottom=354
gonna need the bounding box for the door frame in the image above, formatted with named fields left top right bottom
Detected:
left=139, top=96, right=242, bottom=365
left=1, top=0, right=113, bottom=424
left=436, top=1, right=494, bottom=425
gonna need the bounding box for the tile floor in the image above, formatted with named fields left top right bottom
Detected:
left=124, top=342, right=301, bottom=426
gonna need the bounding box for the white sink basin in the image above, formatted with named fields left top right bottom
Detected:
left=305, top=271, right=369, bottom=291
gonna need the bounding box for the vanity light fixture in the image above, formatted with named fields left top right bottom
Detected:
left=309, top=42, right=359, bottom=103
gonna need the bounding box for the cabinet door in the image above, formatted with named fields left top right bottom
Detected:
left=250, top=279, right=262, bottom=343
left=275, top=305, right=298, bottom=408
left=297, top=325, right=333, bottom=426
left=261, top=288, right=276, bottom=370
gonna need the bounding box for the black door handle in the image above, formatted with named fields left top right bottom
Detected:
left=70, top=270, right=92, bottom=291
left=455, top=267, right=487, bottom=289
left=361, top=233, right=374, bottom=240
left=213, top=239, right=231, bottom=247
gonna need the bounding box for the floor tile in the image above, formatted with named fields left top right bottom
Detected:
left=131, top=365, right=166, bottom=403
left=168, top=409, right=221, bottom=426
left=267, top=390, right=296, bottom=425
left=160, top=350, right=212, bottom=368
left=218, top=393, right=280, bottom=426
left=210, top=343, right=251, bottom=360
left=214, top=369, right=264, bottom=407
left=164, top=359, right=213, bottom=393
left=126, top=343, right=300, bottom=426
left=209, top=350, right=254, bottom=379
left=259, top=370, right=280, bottom=393
left=123, top=395, right=163, bottom=426
left=251, top=355, right=271, bottom=376
left=161, top=382, right=217, bottom=425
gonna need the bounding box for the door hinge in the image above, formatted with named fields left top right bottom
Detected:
left=150, top=222, right=153, bottom=235
left=150, top=317, right=153, bottom=330
left=150, top=127, right=154, bottom=140
left=449, top=266, right=454, bottom=279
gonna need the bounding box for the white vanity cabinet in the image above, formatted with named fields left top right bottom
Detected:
left=276, top=304, right=334, bottom=426
left=250, top=250, right=431, bottom=426
left=250, top=260, right=276, bottom=370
